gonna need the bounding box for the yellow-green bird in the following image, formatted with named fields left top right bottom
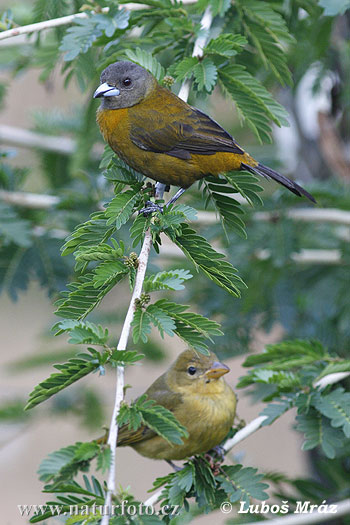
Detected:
left=116, top=349, right=236, bottom=461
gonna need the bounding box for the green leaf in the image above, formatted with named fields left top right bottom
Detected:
left=140, top=403, right=188, bottom=445
left=130, top=214, right=151, bottom=247
left=143, top=269, right=192, bottom=292
left=110, top=350, right=144, bottom=365
left=242, top=340, right=328, bottom=370
left=315, top=360, right=350, bottom=381
left=131, top=307, right=152, bottom=343
left=53, top=320, right=109, bottom=345
left=260, top=398, right=294, bottom=425
left=236, top=0, right=294, bottom=85
left=296, top=409, right=345, bottom=459
left=61, top=212, right=116, bottom=257
left=55, top=274, right=119, bottom=320
left=313, top=388, right=350, bottom=438
left=205, top=34, right=247, bottom=57
left=146, top=304, right=177, bottom=338
left=125, top=48, right=165, bottom=80
left=118, top=394, right=189, bottom=445
left=174, top=56, right=198, bottom=82
left=0, top=202, right=32, bottom=248
left=210, top=0, right=231, bottom=17
left=92, top=260, right=128, bottom=288
left=38, top=444, right=79, bottom=482
left=168, top=222, right=244, bottom=297
left=60, top=18, right=101, bottom=61
left=60, top=9, right=129, bottom=61
left=74, top=241, right=124, bottom=269
left=105, top=188, right=140, bottom=229
left=93, top=8, right=129, bottom=37
left=74, top=442, right=99, bottom=461
left=25, top=350, right=103, bottom=410
left=96, top=447, right=112, bottom=474
left=153, top=299, right=222, bottom=353
left=218, top=64, right=289, bottom=142
left=217, top=465, right=269, bottom=504
left=193, top=58, right=217, bottom=92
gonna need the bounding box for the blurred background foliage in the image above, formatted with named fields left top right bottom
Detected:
left=0, top=0, right=349, bottom=520
left=0, top=0, right=349, bottom=356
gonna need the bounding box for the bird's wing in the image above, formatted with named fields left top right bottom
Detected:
left=130, top=105, right=244, bottom=160
left=117, top=374, right=184, bottom=447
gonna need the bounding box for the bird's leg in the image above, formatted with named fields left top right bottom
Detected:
left=166, top=460, right=182, bottom=472
left=139, top=201, right=164, bottom=216
left=211, top=445, right=226, bottom=461
left=204, top=445, right=226, bottom=475
left=138, top=187, right=186, bottom=216
left=165, top=187, right=186, bottom=207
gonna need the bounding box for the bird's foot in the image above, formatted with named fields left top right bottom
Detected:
left=204, top=446, right=226, bottom=475
left=204, top=453, right=223, bottom=476
left=212, top=445, right=226, bottom=461
left=138, top=200, right=164, bottom=216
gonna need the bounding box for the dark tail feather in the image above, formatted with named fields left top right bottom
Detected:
left=241, top=162, right=316, bottom=203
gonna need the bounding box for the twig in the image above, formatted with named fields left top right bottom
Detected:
left=101, top=229, right=153, bottom=525
left=0, top=124, right=103, bottom=158
left=144, top=370, right=350, bottom=507
left=0, top=0, right=197, bottom=42
left=0, top=8, right=109, bottom=41
left=0, top=189, right=60, bottom=209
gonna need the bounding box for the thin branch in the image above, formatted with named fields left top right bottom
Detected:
left=0, top=190, right=60, bottom=209
left=144, top=370, right=350, bottom=507
left=101, top=229, right=153, bottom=525
left=0, top=124, right=103, bottom=158
left=0, top=0, right=197, bottom=42
left=0, top=8, right=109, bottom=41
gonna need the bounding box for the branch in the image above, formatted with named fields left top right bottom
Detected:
left=0, top=124, right=103, bottom=158
left=101, top=229, right=153, bottom=525
left=144, top=370, right=350, bottom=507
left=0, top=0, right=197, bottom=41
left=0, top=8, right=109, bottom=41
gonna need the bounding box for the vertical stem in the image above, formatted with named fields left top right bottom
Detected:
left=101, top=230, right=152, bottom=524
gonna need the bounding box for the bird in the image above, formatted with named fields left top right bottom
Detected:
left=93, top=60, right=315, bottom=208
left=114, top=349, right=236, bottom=461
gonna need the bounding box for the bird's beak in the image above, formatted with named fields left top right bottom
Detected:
left=205, top=361, right=230, bottom=379
left=93, top=82, right=120, bottom=98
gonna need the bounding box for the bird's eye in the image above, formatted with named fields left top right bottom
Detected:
left=123, top=78, right=132, bottom=87
left=187, top=366, right=197, bottom=376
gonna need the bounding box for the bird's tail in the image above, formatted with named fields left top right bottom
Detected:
left=241, top=162, right=316, bottom=203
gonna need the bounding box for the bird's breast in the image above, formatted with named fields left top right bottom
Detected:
left=96, top=107, right=130, bottom=149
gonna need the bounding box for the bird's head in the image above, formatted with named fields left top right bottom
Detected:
left=166, top=349, right=230, bottom=394
left=93, top=61, right=156, bottom=109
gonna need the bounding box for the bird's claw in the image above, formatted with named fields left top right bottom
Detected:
left=212, top=445, right=225, bottom=461
left=204, top=445, right=226, bottom=475
left=138, top=201, right=164, bottom=216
